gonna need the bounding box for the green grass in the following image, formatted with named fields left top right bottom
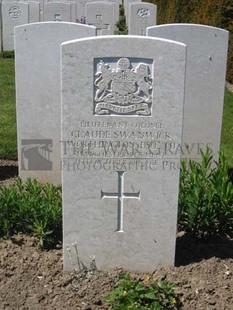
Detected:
left=221, top=88, right=233, bottom=167
left=0, top=57, right=17, bottom=159
left=0, top=56, right=232, bottom=165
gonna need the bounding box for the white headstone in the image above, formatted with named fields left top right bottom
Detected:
left=129, top=2, right=156, bottom=35
left=45, top=0, right=77, bottom=22
left=15, top=22, right=96, bottom=185
left=44, top=2, right=75, bottom=22
left=89, top=0, right=119, bottom=26
left=2, top=2, right=29, bottom=50
left=147, top=24, right=229, bottom=161
left=76, top=0, right=89, bottom=24
left=124, top=0, right=141, bottom=25
left=23, top=0, right=44, bottom=21
left=86, top=2, right=114, bottom=35
left=62, top=35, right=186, bottom=272
left=27, top=1, right=40, bottom=22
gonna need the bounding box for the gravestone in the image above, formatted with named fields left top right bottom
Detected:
left=128, top=2, right=156, bottom=35
left=44, top=2, right=74, bottom=22
left=2, top=2, right=29, bottom=50
left=124, top=0, right=141, bottom=25
left=62, top=35, right=186, bottom=272
left=26, top=1, right=40, bottom=22
left=76, top=0, right=89, bottom=23
left=147, top=24, right=229, bottom=161
left=86, top=2, right=114, bottom=35
left=22, top=0, right=45, bottom=21
left=15, top=22, right=96, bottom=185
left=89, top=0, right=119, bottom=26
left=45, top=0, right=77, bottom=22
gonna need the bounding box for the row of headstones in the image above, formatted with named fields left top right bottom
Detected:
left=0, top=0, right=157, bottom=50
left=15, top=21, right=228, bottom=272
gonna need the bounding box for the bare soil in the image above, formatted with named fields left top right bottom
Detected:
left=0, top=160, right=233, bottom=310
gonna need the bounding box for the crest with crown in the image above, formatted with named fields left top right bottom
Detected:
left=94, top=57, right=153, bottom=116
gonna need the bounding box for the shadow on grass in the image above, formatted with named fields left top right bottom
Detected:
left=0, top=165, right=18, bottom=181
left=175, top=233, right=233, bottom=267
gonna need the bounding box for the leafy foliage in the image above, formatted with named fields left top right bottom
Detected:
left=116, top=5, right=127, bottom=34
left=178, top=151, right=233, bottom=237
left=0, top=51, right=15, bottom=59
left=0, top=178, right=62, bottom=248
left=152, top=0, right=233, bottom=82
left=105, top=274, right=179, bottom=309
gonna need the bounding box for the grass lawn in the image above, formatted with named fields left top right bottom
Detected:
left=0, top=57, right=17, bottom=159
left=221, top=88, right=233, bottom=167
left=0, top=56, right=232, bottom=166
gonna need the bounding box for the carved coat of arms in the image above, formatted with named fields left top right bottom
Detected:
left=94, top=57, right=153, bottom=116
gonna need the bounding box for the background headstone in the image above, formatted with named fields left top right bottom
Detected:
left=15, top=22, right=96, bottom=185
left=124, top=0, right=141, bottom=25
left=76, top=0, right=89, bottom=23
left=62, top=35, right=186, bottom=272
left=26, top=1, right=40, bottom=22
left=45, top=0, right=77, bottom=22
left=147, top=24, right=229, bottom=161
left=44, top=2, right=74, bottom=22
left=22, top=0, right=45, bottom=21
left=89, top=0, right=119, bottom=27
left=2, top=2, right=29, bottom=50
left=128, top=2, right=156, bottom=35
left=86, top=2, right=114, bottom=35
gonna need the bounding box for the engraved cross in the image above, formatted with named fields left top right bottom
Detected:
left=101, top=171, right=140, bottom=232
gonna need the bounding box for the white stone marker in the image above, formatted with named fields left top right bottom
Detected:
left=23, top=0, right=44, bottom=21
left=44, top=2, right=74, bottom=22
left=15, top=22, right=96, bottom=185
left=147, top=24, right=229, bottom=161
left=76, top=0, right=90, bottom=24
left=124, top=0, right=141, bottom=25
left=2, top=2, right=29, bottom=50
left=62, top=35, right=186, bottom=272
left=89, top=0, right=119, bottom=26
left=45, top=0, right=77, bottom=22
left=26, top=1, right=40, bottom=22
left=129, top=2, right=156, bottom=35
left=86, top=2, right=114, bottom=35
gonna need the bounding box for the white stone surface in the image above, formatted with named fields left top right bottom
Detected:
left=2, top=0, right=40, bottom=50
left=44, top=2, right=74, bottom=22
left=76, top=0, right=89, bottom=23
left=27, top=1, right=40, bottom=22
left=147, top=24, right=229, bottom=161
left=89, top=0, right=119, bottom=26
left=15, top=22, right=96, bottom=185
left=2, top=0, right=19, bottom=2
left=86, top=2, right=114, bottom=35
left=62, top=35, right=186, bottom=272
left=124, top=0, right=141, bottom=25
left=45, top=0, right=77, bottom=22
left=23, top=0, right=44, bottom=21
left=2, top=2, right=29, bottom=50
left=128, top=2, right=156, bottom=35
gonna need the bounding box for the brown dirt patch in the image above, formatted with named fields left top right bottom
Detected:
left=0, top=234, right=232, bottom=310
left=0, top=160, right=233, bottom=309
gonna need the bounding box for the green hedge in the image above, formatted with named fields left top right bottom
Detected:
left=151, top=0, right=233, bottom=83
